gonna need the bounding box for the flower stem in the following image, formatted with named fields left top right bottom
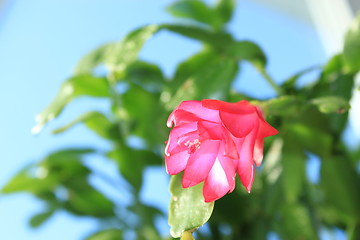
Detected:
left=256, top=66, right=283, bottom=95
left=181, top=231, right=195, bottom=240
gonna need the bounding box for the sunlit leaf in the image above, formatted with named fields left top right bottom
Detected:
left=257, top=95, right=299, bottom=116
left=1, top=165, right=57, bottom=194
left=343, top=13, right=360, bottom=72
left=104, top=25, right=159, bottom=76
left=225, top=41, right=267, bottom=68
left=85, top=229, right=123, bottom=240
left=215, top=0, right=235, bottom=25
left=169, top=47, right=219, bottom=93
left=161, top=24, right=233, bottom=50
left=32, top=75, right=109, bottom=134
left=169, top=173, right=214, bottom=238
left=29, top=209, right=55, bottom=228
left=167, top=58, right=238, bottom=109
left=167, top=0, right=221, bottom=29
left=75, top=43, right=115, bottom=75
left=52, top=111, right=120, bottom=141
left=123, top=60, right=166, bottom=92
left=310, top=96, right=350, bottom=114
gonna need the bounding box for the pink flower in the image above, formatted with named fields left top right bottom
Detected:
left=165, top=99, right=278, bottom=202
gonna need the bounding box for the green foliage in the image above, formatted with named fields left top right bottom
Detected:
left=3, top=0, right=360, bottom=239
left=343, top=12, right=360, bottom=72
left=169, top=173, right=214, bottom=238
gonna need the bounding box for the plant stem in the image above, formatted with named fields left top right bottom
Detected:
left=256, top=66, right=283, bottom=95
left=181, top=231, right=195, bottom=240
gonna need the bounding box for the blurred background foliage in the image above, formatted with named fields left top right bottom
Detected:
left=2, top=0, right=360, bottom=239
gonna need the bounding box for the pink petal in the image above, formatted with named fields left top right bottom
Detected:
left=182, top=140, right=220, bottom=188
left=237, top=126, right=258, bottom=192
left=253, top=138, right=264, bottom=166
left=220, top=111, right=257, bottom=138
left=165, top=122, right=198, bottom=155
left=202, top=99, right=256, bottom=114
left=203, top=159, right=232, bottom=202
left=165, top=150, right=190, bottom=175
left=256, top=107, right=278, bottom=138
left=222, top=129, right=239, bottom=159
left=197, top=121, right=223, bottom=140
left=168, top=109, right=200, bottom=127
left=170, top=100, right=221, bottom=125
left=237, top=160, right=255, bottom=193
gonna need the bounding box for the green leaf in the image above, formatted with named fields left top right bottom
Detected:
left=107, top=146, right=161, bottom=192
left=215, top=0, right=235, bottom=25
left=122, top=84, right=167, bottom=144
left=161, top=24, right=233, bottom=50
left=52, top=111, right=120, bottom=141
left=167, top=58, right=238, bottom=109
left=169, top=47, right=219, bottom=94
left=64, top=182, right=115, bottom=218
left=281, top=66, right=319, bottom=93
left=257, top=95, right=300, bottom=116
left=320, top=156, right=360, bottom=223
left=32, top=75, right=110, bottom=134
left=29, top=209, right=55, bottom=228
left=310, top=96, right=350, bottom=114
left=75, top=43, right=115, bottom=75
left=104, top=25, right=159, bottom=75
left=123, top=60, right=166, bottom=92
left=1, top=165, right=57, bottom=194
left=168, top=173, right=214, bottom=238
left=225, top=41, right=267, bottom=68
left=281, top=151, right=306, bottom=203
left=278, top=203, right=318, bottom=240
left=167, top=0, right=221, bottom=29
left=343, top=13, right=360, bottom=72
left=85, top=229, right=123, bottom=240
left=286, top=122, right=332, bottom=158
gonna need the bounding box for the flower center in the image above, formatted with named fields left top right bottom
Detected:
left=184, top=139, right=201, bottom=154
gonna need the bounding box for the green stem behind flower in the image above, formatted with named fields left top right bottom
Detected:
left=181, top=231, right=195, bottom=240
left=256, top=66, right=283, bottom=95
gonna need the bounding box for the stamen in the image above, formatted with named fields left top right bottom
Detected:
left=184, top=139, right=201, bottom=153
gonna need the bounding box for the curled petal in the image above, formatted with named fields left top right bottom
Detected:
left=165, top=122, right=198, bottom=155
left=182, top=140, right=220, bottom=188
left=168, top=101, right=220, bottom=127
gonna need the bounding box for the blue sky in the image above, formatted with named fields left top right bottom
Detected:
left=0, top=0, right=328, bottom=239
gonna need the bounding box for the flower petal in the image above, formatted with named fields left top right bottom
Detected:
left=165, top=150, right=190, bottom=175
left=256, top=107, right=278, bottom=138
left=203, top=158, right=232, bottom=202
left=253, top=138, right=264, bottom=166
left=220, top=111, right=257, bottom=138
left=170, top=100, right=220, bottom=125
left=237, top=126, right=258, bottom=192
left=202, top=99, right=256, bottom=114
left=165, top=122, right=198, bottom=155
left=182, top=140, right=220, bottom=188
left=197, top=121, right=223, bottom=140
